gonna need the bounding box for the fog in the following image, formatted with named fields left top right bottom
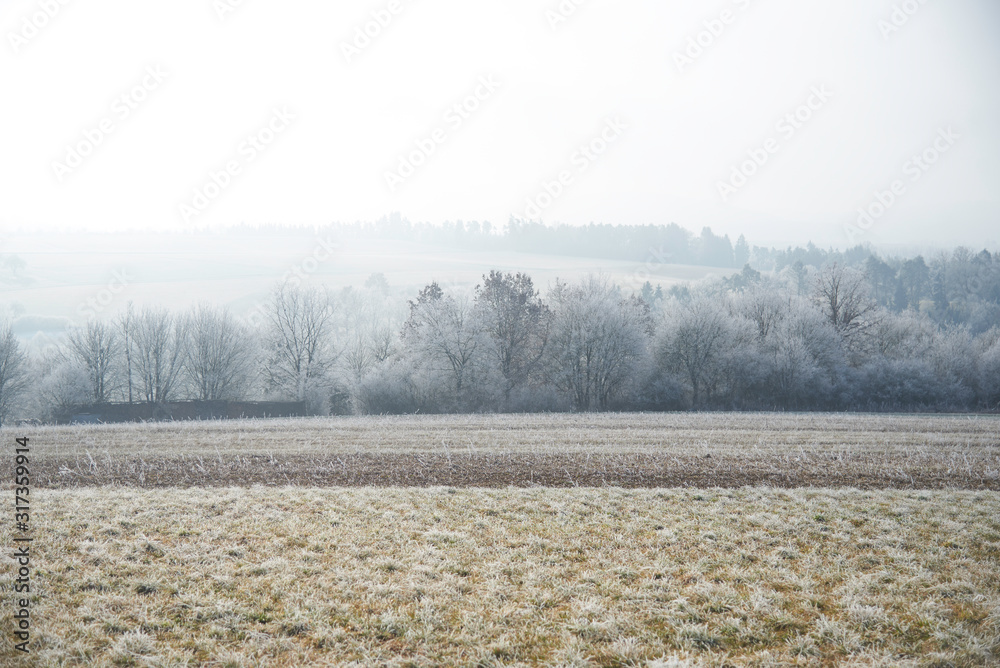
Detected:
left=2, top=0, right=999, bottom=249
left=3, top=1, right=1000, bottom=423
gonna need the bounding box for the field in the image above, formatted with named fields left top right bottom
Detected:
left=2, top=413, right=999, bottom=666
left=11, top=413, right=1000, bottom=489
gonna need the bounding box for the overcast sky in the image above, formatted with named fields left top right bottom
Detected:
left=1, top=0, right=998, bottom=248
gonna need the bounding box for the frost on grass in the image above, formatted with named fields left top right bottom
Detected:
left=1, top=487, right=998, bottom=666
left=9, top=412, right=1000, bottom=489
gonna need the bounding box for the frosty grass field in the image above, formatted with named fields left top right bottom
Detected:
left=2, top=412, right=999, bottom=666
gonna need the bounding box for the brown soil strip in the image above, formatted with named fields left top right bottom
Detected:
left=23, top=452, right=1000, bottom=489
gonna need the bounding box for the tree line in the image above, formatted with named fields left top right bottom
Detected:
left=1, top=250, right=999, bottom=424
left=233, top=216, right=748, bottom=268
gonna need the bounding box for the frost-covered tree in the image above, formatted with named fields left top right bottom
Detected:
left=735, top=282, right=787, bottom=342
left=657, top=296, right=740, bottom=408
left=546, top=276, right=649, bottom=411
left=813, top=263, right=879, bottom=360
left=184, top=305, right=258, bottom=400
left=976, top=327, right=1000, bottom=409
left=402, top=283, right=485, bottom=404
left=115, top=302, right=137, bottom=402
left=869, top=310, right=936, bottom=361
left=66, top=319, right=119, bottom=404
left=755, top=298, right=843, bottom=408
left=262, top=282, right=339, bottom=403
left=339, top=282, right=403, bottom=383
left=0, top=322, right=29, bottom=426
left=928, top=325, right=979, bottom=406
left=34, top=360, right=91, bottom=422
left=474, top=271, right=550, bottom=403
left=132, top=307, right=187, bottom=403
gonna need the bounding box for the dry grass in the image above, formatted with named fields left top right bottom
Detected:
left=2, top=414, right=998, bottom=664
left=6, top=413, right=999, bottom=489
left=2, top=487, right=998, bottom=666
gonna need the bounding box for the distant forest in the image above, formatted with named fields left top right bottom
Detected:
left=2, top=224, right=999, bottom=421
left=233, top=215, right=750, bottom=268
left=229, top=215, right=994, bottom=276
left=230, top=217, right=1000, bottom=333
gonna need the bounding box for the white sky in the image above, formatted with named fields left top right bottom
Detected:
left=1, top=0, right=998, bottom=248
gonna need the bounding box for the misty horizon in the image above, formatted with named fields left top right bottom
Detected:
left=2, top=0, right=999, bottom=249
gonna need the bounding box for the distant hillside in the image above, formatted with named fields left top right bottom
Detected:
left=0, top=228, right=738, bottom=340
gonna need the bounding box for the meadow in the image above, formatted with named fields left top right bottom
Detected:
left=1, top=413, right=998, bottom=666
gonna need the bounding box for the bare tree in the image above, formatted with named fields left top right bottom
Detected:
left=402, top=282, right=484, bottom=397
left=66, top=319, right=119, bottom=403
left=343, top=336, right=375, bottom=383
left=658, top=297, right=734, bottom=408
left=262, top=282, right=338, bottom=401
left=474, top=270, right=550, bottom=402
left=755, top=299, right=842, bottom=408
left=185, top=304, right=258, bottom=400
left=813, top=263, right=879, bottom=357
left=367, top=325, right=398, bottom=365
left=339, top=283, right=403, bottom=382
left=547, top=276, right=649, bottom=411
left=0, top=323, right=30, bottom=426
left=132, top=307, right=187, bottom=403
left=115, top=302, right=137, bottom=402
left=735, top=282, right=787, bottom=341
